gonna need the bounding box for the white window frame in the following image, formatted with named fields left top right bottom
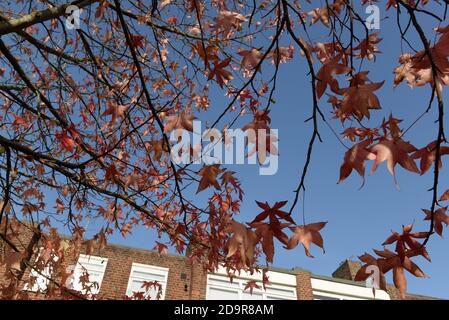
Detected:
left=311, top=278, right=391, bottom=300
left=23, top=250, right=59, bottom=293
left=125, top=263, right=169, bottom=300
left=71, top=254, right=108, bottom=296
left=206, top=274, right=297, bottom=300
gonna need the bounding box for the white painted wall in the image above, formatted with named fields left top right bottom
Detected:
left=311, top=277, right=390, bottom=300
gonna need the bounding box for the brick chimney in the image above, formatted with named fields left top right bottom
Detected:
left=331, top=259, right=362, bottom=281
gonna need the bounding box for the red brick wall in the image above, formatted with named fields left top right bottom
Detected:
left=295, top=270, right=313, bottom=300
left=78, top=244, right=207, bottom=300
left=13, top=229, right=437, bottom=301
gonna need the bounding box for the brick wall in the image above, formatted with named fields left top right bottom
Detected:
left=0, top=224, right=208, bottom=300
left=75, top=244, right=208, bottom=300
left=331, top=260, right=361, bottom=281
left=295, top=269, right=313, bottom=300
left=1, top=229, right=436, bottom=300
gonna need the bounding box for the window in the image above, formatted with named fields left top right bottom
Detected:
left=71, top=254, right=108, bottom=295
left=313, top=294, right=343, bottom=300
left=125, top=263, right=169, bottom=300
left=23, top=251, right=59, bottom=293
left=206, top=274, right=297, bottom=300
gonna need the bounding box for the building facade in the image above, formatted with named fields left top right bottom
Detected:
left=0, top=230, right=437, bottom=300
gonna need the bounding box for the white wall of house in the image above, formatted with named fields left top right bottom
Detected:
left=311, top=277, right=390, bottom=300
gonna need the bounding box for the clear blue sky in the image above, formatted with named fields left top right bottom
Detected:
left=61, top=4, right=449, bottom=298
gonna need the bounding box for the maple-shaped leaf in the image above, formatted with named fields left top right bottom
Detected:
left=146, top=139, right=169, bottom=162
left=131, top=35, right=145, bottom=48
left=440, top=189, right=449, bottom=201
left=225, top=219, right=258, bottom=268
left=342, top=127, right=379, bottom=142
left=55, top=131, right=76, bottom=153
left=422, top=207, right=449, bottom=237
left=413, top=50, right=449, bottom=93
left=411, top=141, right=449, bottom=175
left=212, top=11, right=247, bottom=38
left=238, top=48, right=263, bottom=70
left=162, top=111, right=196, bottom=133
left=369, top=138, right=419, bottom=184
left=207, top=57, right=234, bottom=88
left=268, top=45, right=294, bottom=65
left=196, top=164, right=223, bottom=193
left=192, top=42, right=219, bottom=68
left=246, top=129, right=278, bottom=165
left=354, top=253, right=387, bottom=291
left=153, top=241, right=169, bottom=254
left=380, top=114, right=403, bottom=139
left=244, top=280, right=261, bottom=295
left=250, top=200, right=295, bottom=225
left=316, top=58, right=351, bottom=98
left=374, top=248, right=426, bottom=299
left=354, top=32, right=382, bottom=61
left=382, top=224, right=430, bottom=261
left=242, top=110, right=271, bottom=131
left=261, top=268, right=271, bottom=291
left=84, top=238, right=96, bottom=256
left=249, top=221, right=289, bottom=263
left=226, top=201, right=292, bottom=266
left=395, top=29, right=449, bottom=94
left=338, top=140, right=376, bottom=184
left=393, top=54, right=417, bottom=88
left=220, top=171, right=244, bottom=200
left=308, top=7, right=330, bottom=27
left=242, top=110, right=277, bottom=164
left=336, top=81, right=384, bottom=121
left=285, top=222, right=327, bottom=258
left=102, top=103, right=128, bottom=125
left=435, top=24, right=449, bottom=54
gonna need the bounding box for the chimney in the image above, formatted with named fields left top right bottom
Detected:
left=332, top=259, right=362, bottom=281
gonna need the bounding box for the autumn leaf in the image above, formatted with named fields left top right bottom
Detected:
left=153, top=241, right=169, bottom=254
left=422, top=207, right=449, bottom=237
left=225, top=219, right=258, bottom=268
left=212, top=11, right=247, bottom=38
left=440, top=189, right=449, bottom=201
left=207, top=57, right=234, bottom=88
left=242, top=110, right=277, bottom=164
left=238, top=48, right=263, bottom=70
left=146, top=139, right=169, bottom=162
left=244, top=280, right=260, bottom=295
left=285, top=222, right=327, bottom=258
left=354, top=32, right=382, bottom=61
left=250, top=221, right=289, bottom=263
left=382, top=224, right=430, bottom=261
left=369, top=138, right=419, bottom=185
left=131, top=34, right=145, bottom=48
left=192, top=42, right=219, bottom=68
left=336, top=80, right=384, bottom=121
left=411, top=141, right=449, bottom=175
left=338, top=140, right=376, bottom=184
left=252, top=201, right=291, bottom=224
left=56, top=131, right=76, bottom=153
left=374, top=248, right=426, bottom=299
left=102, top=102, right=128, bottom=125
left=121, top=223, right=132, bottom=238
left=316, top=57, right=351, bottom=98
left=196, top=164, right=223, bottom=193
left=162, top=111, right=196, bottom=134
left=220, top=171, right=244, bottom=200
left=84, top=238, right=96, bottom=256
left=354, top=253, right=387, bottom=291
